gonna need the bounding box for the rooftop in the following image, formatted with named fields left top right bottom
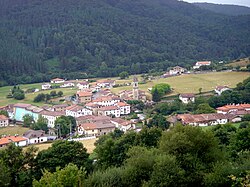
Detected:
left=0, top=115, right=9, bottom=120
left=0, top=136, right=28, bottom=145
left=80, top=122, right=115, bottom=130
left=179, top=93, right=195, bottom=98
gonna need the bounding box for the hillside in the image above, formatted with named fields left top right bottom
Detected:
left=193, top=3, right=250, bottom=16
left=0, top=0, right=250, bottom=85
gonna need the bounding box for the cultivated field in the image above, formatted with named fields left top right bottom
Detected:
left=112, top=71, right=250, bottom=96
left=26, top=138, right=97, bottom=153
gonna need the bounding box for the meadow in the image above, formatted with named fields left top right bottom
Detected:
left=112, top=71, right=250, bottom=96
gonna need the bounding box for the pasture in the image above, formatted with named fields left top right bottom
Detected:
left=0, top=126, right=29, bottom=136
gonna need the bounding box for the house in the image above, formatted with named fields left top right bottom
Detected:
left=50, top=78, right=65, bottom=84
left=77, top=81, right=90, bottom=90
left=217, top=104, right=250, bottom=115
left=115, top=102, right=131, bottom=115
left=66, top=105, right=93, bottom=118
left=169, top=66, right=185, bottom=75
left=110, top=118, right=135, bottom=132
left=193, top=61, right=211, bottom=69
left=48, top=104, right=69, bottom=112
left=214, top=86, right=230, bottom=95
left=173, top=113, right=238, bottom=127
left=92, top=96, right=120, bottom=107
left=60, top=81, right=75, bottom=88
left=23, top=130, right=48, bottom=144
left=76, top=91, right=92, bottom=103
left=77, top=122, right=115, bottom=137
left=179, top=93, right=195, bottom=104
left=76, top=115, right=112, bottom=126
left=42, top=83, right=51, bottom=90
left=96, top=79, right=116, bottom=88
left=0, top=115, right=9, bottom=127
left=41, top=110, right=65, bottom=128
left=0, top=105, right=14, bottom=119
left=97, top=106, right=121, bottom=118
left=13, top=104, right=44, bottom=122
left=0, top=135, right=28, bottom=148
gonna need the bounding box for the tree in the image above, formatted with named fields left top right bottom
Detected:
left=151, top=83, right=171, bottom=97
left=13, top=92, right=25, bottom=100
left=0, top=160, right=11, bottom=187
left=32, top=116, right=48, bottom=133
left=34, top=93, right=46, bottom=102
left=0, top=110, right=8, bottom=117
left=50, top=91, right=57, bottom=98
left=119, top=71, right=129, bottom=79
left=198, top=87, right=202, bottom=95
left=152, top=88, right=161, bottom=102
left=35, top=140, right=92, bottom=178
left=57, top=91, right=63, bottom=97
left=23, top=114, right=34, bottom=128
left=148, top=114, right=169, bottom=130
left=195, top=103, right=216, bottom=114
left=55, top=116, right=75, bottom=137
left=242, top=114, right=250, bottom=122
left=33, top=164, right=86, bottom=187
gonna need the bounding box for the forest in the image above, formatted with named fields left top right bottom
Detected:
left=0, top=0, right=249, bottom=85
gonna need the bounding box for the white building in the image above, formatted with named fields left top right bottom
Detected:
left=23, top=130, right=48, bottom=144
left=66, top=105, right=93, bottom=118
left=96, top=79, right=116, bottom=88
left=60, top=82, right=75, bottom=88
left=77, top=82, right=90, bottom=90
left=179, top=93, right=195, bottom=104
left=41, top=110, right=65, bottom=128
left=169, top=66, right=185, bottom=75
left=42, top=83, right=51, bottom=90
left=0, top=136, right=28, bottom=148
left=214, top=86, right=230, bottom=95
left=217, top=104, right=250, bottom=115
left=0, top=115, right=9, bottom=127
left=115, top=102, right=131, bottom=115
left=97, top=106, right=121, bottom=118
left=193, top=61, right=211, bottom=69
left=110, top=118, right=135, bottom=132
left=92, top=96, right=120, bottom=107
left=50, top=78, right=65, bottom=84
left=77, top=122, right=115, bottom=137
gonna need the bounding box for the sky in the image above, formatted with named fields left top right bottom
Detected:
left=183, top=0, right=250, bottom=7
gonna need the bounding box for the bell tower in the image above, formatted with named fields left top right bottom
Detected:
left=132, top=76, right=139, bottom=100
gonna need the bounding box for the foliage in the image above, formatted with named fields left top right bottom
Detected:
left=119, top=71, right=129, bottom=79
left=23, top=114, right=35, bottom=128
left=0, top=0, right=249, bottom=85
left=147, top=114, right=170, bottom=130
left=195, top=103, right=216, bottom=114
left=242, top=114, right=250, bottom=122
left=151, top=83, right=171, bottom=97
left=34, top=91, right=64, bottom=103
left=33, top=163, right=86, bottom=187
left=55, top=116, right=76, bottom=137
left=7, top=86, right=25, bottom=100
left=32, top=116, right=49, bottom=133
left=0, top=110, right=8, bottom=117
left=152, top=88, right=161, bottom=102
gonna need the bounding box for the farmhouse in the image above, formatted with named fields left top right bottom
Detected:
left=77, top=81, right=90, bottom=90
left=0, top=115, right=9, bottom=127
left=193, top=61, right=211, bottom=69
left=0, top=135, right=28, bottom=148
left=77, top=122, right=115, bottom=137
left=179, top=93, right=195, bottom=104
left=217, top=104, right=250, bottom=115
left=97, top=106, right=121, bottom=118
left=76, top=91, right=93, bottom=103
left=23, top=130, right=48, bottom=144
left=173, top=113, right=239, bottom=127
left=60, top=81, right=75, bottom=88
left=169, top=66, right=186, bottom=75
left=41, top=110, right=65, bottom=128
left=96, top=79, right=116, bottom=88
left=50, top=78, right=65, bottom=84
left=214, top=86, right=230, bottom=95
left=66, top=105, right=93, bottom=118
left=41, top=83, right=51, bottom=90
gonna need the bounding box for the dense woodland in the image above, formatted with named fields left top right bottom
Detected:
left=193, top=3, right=250, bottom=16
left=0, top=0, right=250, bottom=85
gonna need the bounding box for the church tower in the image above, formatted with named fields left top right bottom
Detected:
left=132, top=76, right=139, bottom=100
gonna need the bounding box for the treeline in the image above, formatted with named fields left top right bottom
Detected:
left=1, top=124, right=250, bottom=186
left=0, top=0, right=249, bottom=85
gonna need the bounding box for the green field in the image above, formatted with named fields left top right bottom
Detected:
left=112, top=71, right=250, bottom=97
left=0, top=82, right=77, bottom=107
left=0, top=126, right=30, bottom=136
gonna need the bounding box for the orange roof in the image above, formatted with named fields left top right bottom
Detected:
left=196, top=61, right=211, bottom=65
left=77, top=91, right=92, bottom=97
left=217, top=104, right=250, bottom=111
left=0, top=115, right=8, bottom=120
left=0, top=136, right=27, bottom=145
left=80, top=123, right=97, bottom=130
left=116, top=102, right=130, bottom=107
left=51, top=78, right=64, bottom=81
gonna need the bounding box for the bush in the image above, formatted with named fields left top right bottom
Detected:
left=13, top=92, right=25, bottom=100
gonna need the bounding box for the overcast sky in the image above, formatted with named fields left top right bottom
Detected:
left=183, top=0, right=250, bottom=7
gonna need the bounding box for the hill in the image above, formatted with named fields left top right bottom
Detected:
left=0, top=0, right=250, bottom=85
left=193, top=3, right=250, bottom=16
left=226, top=57, right=250, bottom=67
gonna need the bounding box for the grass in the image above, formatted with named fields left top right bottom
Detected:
left=226, top=57, right=250, bottom=67
left=202, top=122, right=241, bottom=131
left=112, top=71, right=250, bottom=96
left=0, top=126, right=30, bottom=136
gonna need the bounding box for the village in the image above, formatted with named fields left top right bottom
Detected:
left=0, top=60, right=249, bottom=148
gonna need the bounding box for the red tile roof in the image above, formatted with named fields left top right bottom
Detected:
left=116, top=102, right=130, bottom=107
left=217, top=104, right=250, bottom=112
left=0, top=115, right=8, bottom=120
left=77, top=91, right=92, bottom=97
left=0, top=136, right=28, bottom=145
left=180, top=93, right=195, bottom=98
